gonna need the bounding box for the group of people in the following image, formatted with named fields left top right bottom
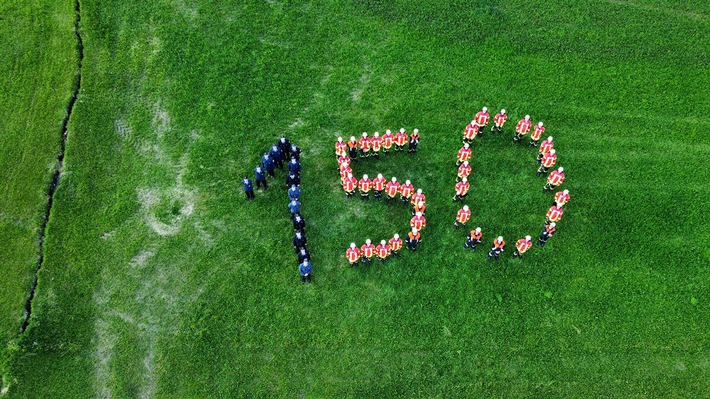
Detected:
left=454, top=107, right=571, bottom=260
left=242, top=135, right=313, bottom=283
left=335, top=130, right=427, bottom=265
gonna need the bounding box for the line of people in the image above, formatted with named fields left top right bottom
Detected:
left=453, top=106, right=572, bottom=260
left=335, top=128, right=421, bottom=162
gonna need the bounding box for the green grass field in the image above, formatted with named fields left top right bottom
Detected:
left=2, top=0, right=709, bottom=397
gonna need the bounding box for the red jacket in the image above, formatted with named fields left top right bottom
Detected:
left=515, top=238, right=532, bottom=253
left=516, top=119, right=532, bottom=134
left=494, top=113, right=508, bottom=127
left=455, top=181, right=470, bottom=196
left=385, top=181, right=400, bottom=197
left=457, top=147, right=472, bottom=162
left=546, top=206, right=564, bottom=222
left=539, top=140, right=554, bottom=154
left=475, top=111, right=490, bottom=126
left=456, top=209, right=471, bottom=223
left=399, top=183, right=414, bottom=198
left=541, top=152, right=557, bottom=168
left=554, top=191, right=570, bottom=206
left=373, top=177, right=386, bottom=191
left=346, top=247, right=361, bottom=262
left=547, top=171, right=565, bottom=186
left=531, top=124, right=545, bottom=141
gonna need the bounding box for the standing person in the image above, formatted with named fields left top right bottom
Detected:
left=292, top=213, right=306, bottom=231
left=270, top=144, right=284, bottom=169
left=463, top=120, right=479, bottom=144
left=543, top=167, right=565, bottom=192
left=288, top=157, right=301, bottom=175
left=537, top=149, right=557, bottom=176
left=288, top=199, right=301, bottom=216
left=348, top=136, right=358, bottom=161
left=457, top=160, right=471, bottom=182
left=454, top=205, right=470, bottom=230
left=254, top=165, right=268, bottom=190
left=389, top=233, right=403, bottom=256
left=285, top=172, right=299, bottom=188
left=411, top=189, right=426, bottom=207
left=290, top=143, right=302, bottom=161
left=358, top=174, right=372, bottom=200
left=465, top=227, right=483, bottom=251
left=358, top=132, right=371, bottom=158
left=293, top=231, right=307, bottom=253
left=412, top=201, right=426, bottom=216
left=457, top=143, right=472, bottom=166
left=339, top=164, right=352, bottom=184
left=410, top=212, right=427, bottom=231
left=299, top=259, right=312, bottom=284
left=394, top=128, right=408, bottom=152
left=399, top=179, right=414, bottom=205
left=453, top=177, right=470, bottom=202
left=242, top=176, right=255, bottom=200
left=488, top=236, right=506, bottom=261
left=382, top=129, right=394, bottom=155
left=545, top=204, right=564, bottom=224
left=554, top=189, right=570, bottom=207
left=278, top=135, right=291, bottom=156
left=514, top=115, right=532, bottom=144
left=409, top=128, right=420, bottom=154
left=288, top=184, right=300, bottom=202
left=537, top=136, right=554, bottom=164
left=376, top=240, right=391, bottom=262
left=298, top=247, right=311, bottom=264
left=361, top=239, right=375, bottom=264
left=529, top=121, right=545, bottom=148
left=538, top=222, right=556, bottom=247
left=491, top=109, right=507, bottom=134
left=335, top=136, right=347, bottom=158
left=342, top=173, right=357, bottom=199
left=371, top=132, right=382, bottom=159
left=346, top=243, right=361, bottom=266
left=372, top=173, right=386, bottom=200
left=337, top=154, right=350, bottom=172
left=262, top=152, right=275, bottom=178
left=406, top=228, right=422, bottom=251
left=512, top=236, right=533, bottom=258
left=475, top=106, right=490, bottom=136
left=385, top=177, right=400, bottom=202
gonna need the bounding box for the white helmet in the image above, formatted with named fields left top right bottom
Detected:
left=381, top=240, right=386, bottom=245
left=413, top=128, right=419, bottom=133
left=563, top=189, right=569, bottom=194
left=464, top=143, right=469, bottom=148
left=363, top=174, right=368, bottom=180
left=525, top=115, right=530, bottom=120
left=471, top=120, right=476, bottom=125
left=418, top=201, right=424, bottom=207
left=412, top=228, right=418, bottom=234
left=501, top=109, right=506, bottom=114
left=549, top=149, right=556, bottom=155
left=399, top=128, right=405, bottom=133
left=405, top=179, right=411, bottom=185
left=362, top=132, right=368, bottom=137
left=558, top=167, right=564, bottom=172
left=538, top=121, right=544, bottom=127
left=497, top=236, right=503, bottom=242
left=347, top=173, right=353, bottom=178
left=350, top=243, right=356, bottom=248
left=462, top=177, right=468, bottom=182
left=417, top=188, right=423, bottom=194
left=482, top=106, right=488, bottom=112
left=393, top=233, right=400, bottom=239
left=337, top=136, right=343, bottom=141
left=386, top=129, right=391, bottom=134
left=366, top=239, right=371, bottom=245
left=463, top=160, right=469, bottom=166
left=525, top=235, right=531, bottom=241
left=374, top=132, right=379, bottom=137
left=463, top=205, right=469, bottom=211
left=296, top=231, right=301, bottom=236
left=475, top=227, right=481, bottom=233
left=350, top=136, right=356, bottom=141
left=377, top=173, right=383, bottom=179
left=550, top=222, right=556, bottom=228
left=416, top=212, right=422, bottom=217
left=391, top=177, right=397, bottom=182
left=547, top=136, right=553, bottom=141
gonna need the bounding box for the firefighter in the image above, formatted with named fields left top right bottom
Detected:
left=465, top=227, right=483, bottom=251
left=358, top=132, right=370, bottom=158
left=457, top=160, right=471, bottom=182
left=463, top=120, right=479, bottom=144
left=488, top=236, right=506, bottom=261
left=361, top=239, right=375, bottom=264
left=545, top=204, right=564, bottom=224
left=359, top=174, right=372, bottom=200
left=373, top=173, right=386, bottom=200
left=346, top=242, right=361, bottom=266
left=512, top=236, right=533, bottom=258
left=554, top=189, right=570, bottom=207
left=537, top=136, right=554, bottom=164
left=412, top=201, right=426, bottom=216
left=529, top=121, right=545, bottom=148
left=409, top=128, right=420, bottom=154
left=342, top=173, right=357, bottom=199
left=539, top=222, right=556, bottom=247
left=376, top=240, right=391, bottom=262
left=454, top=205, right=470, bottom=230
left=457, top=143, right=471, bottom=166
left=382, top=129, right=394, bottom=154
left=537, top=149, right=557, bottom=176
left=347, top=136, right=358, bottom=161
left=410, top=211, right=426, bottom=231
left=475, top=106, right=490, bottom=135
left=491, top=109, right=507, bottom=134
left=399, top=179, right=414, bottom=205
left=385, top=177, right=400, bottom=202
left=371, top=132, right=382, bottom=159
left=394, top=128, right=408, bottom=152
left=543, top=167, right=565, bottom=192
left=411, top=189, right=426, bottom=207
left=453, top=177, right=470, bottom=202
left=335, top=136, right=347, bottom=158
left=406, top=228, right=421, bottom=251
left=337, top=154, right=350, bottom=173
left=514, top=115, right=532, bottom=144
left=389, top=233, right=403, bottom=257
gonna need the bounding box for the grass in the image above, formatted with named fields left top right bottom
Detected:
left=2, top=0, right=709, bottom=397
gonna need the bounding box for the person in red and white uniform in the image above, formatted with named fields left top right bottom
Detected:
left=537, top=149, right=557, bottom=176
left=411, top=188, right=426, bottom=207
left=385, top=177, right=400, bottom=202
left=474, top=106, right=490, bottom=135
left=463, top=120, right=479, bottom=144
left=346, top=243, right=361, bottom=266
left=545, top=204, right=564, bottom=224
left=529, top=121, right=545, bottom=147
left=454, top=205, right=471, bottom=230
left=457, top=143, right=471, bottom=166
left=382, top=129, right=394, bottom=154
left=358, top=132, right=371, bottom=158
left=410, top=212, right=426, bottom=230
left=399, top=179, right=414, bottom=205
left=360, top=239, right=375, bottom=265
left=554, top=189, right=570, bottom=207
left=453, top=177, right=470, bottom=202
left=337, top=154, right=350, bottom=172
left=457, top=160, right=471, bottom=181
left=342, top=173, right=357, bottom=199
left=514, top=115, right=532, bottom=144
left=394, top=128, right=408, bottom=152
left=372, top=173, right=386, bottom=200
left=376, top=240, right=391, bottom=262
left=339, top=164, right=352, bottom=184
left=371, top=132, right=382, bottom=159
left=537, top=136, right=554, bottom=164
left=544, top=167, right=565, bottom=192
left=512, top=236, right=533, bottom=258
left=491, top=109, right=507, bottom=134
left=335, top=136, right=347, bottom=158
left=389, top=233, right=403, bottom=257
left=358, top=174, right=372, bottom=200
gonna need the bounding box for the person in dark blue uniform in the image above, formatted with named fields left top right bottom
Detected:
left=288, top=199, right=301, bottom=215
left=288, top=157, right=301, bottom=175
left=288, top=185, right=300, bottom=201
left=270, top=144, right=284, bottom=169
left=293, top=230, right=307, bottom=253
left=297, top=247, right=311, bottom=264
left=254, top=165, right=267, bottom=190
left=262, top=152, right=275, bottom=178
left=242, top=176, right=254, bottom=200
left=286, top=172, right=300, bottom=188
left=299, top=259, right=312, bottom=284
left=292, top=214, right=306, bottom=231
left=278, top=135, right=291, bottom=155
left=290, top=143, right=301, bottom=161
